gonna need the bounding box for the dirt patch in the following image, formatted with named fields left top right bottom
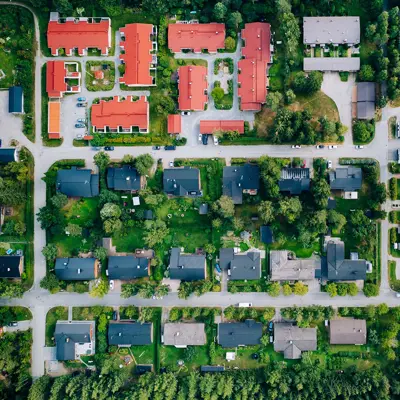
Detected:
left=254, top=107, right=276, bottom=137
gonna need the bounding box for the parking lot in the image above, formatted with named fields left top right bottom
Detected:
left=61, top=94, right=89, bottom=145
left=0, top=90, right=23, bottom=145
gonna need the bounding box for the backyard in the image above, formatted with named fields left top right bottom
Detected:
left=86, top=61, right=116, bottom=91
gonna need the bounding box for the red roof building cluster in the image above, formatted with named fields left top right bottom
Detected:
left=120, top=23, right=157, bottom=86
left=168, top=114, right=182, bottom=134
left=91, top=96, right=149, bottom=133
left=241, top=22, right=271, bottom=62
left=178, top=66, right=208, bottom=111
left=200, top=120, right=245, bottom=134
left=47, top=17, right=111, bottom=56
left=168, top=23, right=225, bottom=53
left=46, top=61, right=68, bottom=98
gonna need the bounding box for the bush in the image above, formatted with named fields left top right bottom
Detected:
left=353, top=120, right=375, bottom=143
left=389, top=178, right=398, bottom=200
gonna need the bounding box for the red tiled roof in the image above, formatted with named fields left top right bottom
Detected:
left=48, top=101, right=61, bottom=139
left=94, top=70, right=104, bottom=79
left=168, top=23, right=225, bottom=53
left=241, top=22, right=271, bottom=62
left=200, top=120, right=245, bottom=134
left=47, top=19, right=111, bottom=56
left=46, top=61, right=67, bottom=98
left=91, top=96, right=148, bottom=131
left=238, top=59, right=267, bottom=111
left=120, top=24, right=154, bottom=86
left=178, top=66, right=208, bottom=111
left=168, top=114, right=182, bottom=134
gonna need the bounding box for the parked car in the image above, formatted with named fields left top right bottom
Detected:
left=92, top=146, right=102, bottom=151
left=355, top=145, right=364, bottom=149
left=327, top=160, right=333, bottom=169
left=109, top=280, right=115, bottom=290
left=8, top=322, right=18, bottom=327
left=328, top=145, right=338, bottom=149
left=215, top=263, right=221, bottom=273
left=396, top=292, right=400, bottom=298
left=76, top=134, right=83, bottom=139
left=202, top=134, right=208, bottom=145
left=0, top=139, right=2, bottom=147
left=164, top=145, right=176, bottom=150
left=75, top=123, right=85, bottom=128
left=104, top=146, right=114, bottom=151
left=77, top=97, right=86, bottom=102
left=238, top=303, right=252, bottom=307
left=292, top=145, right=301, bottom=149
left=316, top=144, right=324, bottom=149
left=181, top=111, right=191, bottom=116
left=112, top=311, right=117, bottom=320
left=153, top=146, right=161, bottom=150
left=397, top=122, right=400, bottom=138
left=169, top=161, right=174, bottom=167
left=213, top=136, right=219, bottom=145
left=77, top=103, right=86, bottom=107
left=77, top=118, right=87, bottom=123
left=268, top=321, right=274, bottom=332
left=198, top=133, right=202, bottom=141
left=392, top=202, right=400, bottom=208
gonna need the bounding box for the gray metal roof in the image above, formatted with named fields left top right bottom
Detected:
left=108, top=256, right=149, bottom=280
left=0, top=149, right=17, bottom=164
left=218, top=249, right=261, bottom=280
left=201, top=365, right=225, bottom=372
left=108, top=322, right=152, bottom=346
left=55, top=258, right=97, bottom=281
left=304, top=57, right=360, bottom=72
left=8, top=86, right=23, bottom=113
left=169, top=248, right=206, bottom=281
left=303, top=17, right=360, bottom=45
left=107, top=166, right=141, bottom=191
left=199, top=203, right=209, bottom=215
left=260, top=226, right=273, bottom=244
left=357, top=82, right=375, bottom=102
left=164, top=323, right=206, bottom=346
left=279, top=168, right=310, bottom=195
left=0, top=256, right=22, bottom=278
left=329, top=318, right=367, bottom=345
left=218, top=320, right=262, bottom=348
left=163, top=167, right=201, bottom=196
left=56, top=167, right=99, bottom=198
left=357, top=101, right=375, bottom=120
left=274, top=323, right=317, bottom=359
left=329, top=167, right=362, bottom=191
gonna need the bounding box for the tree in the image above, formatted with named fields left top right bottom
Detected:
left=279, top=12, right=300, bottom=61
left=53, top=0, right=73, bottom=14
left=293, top=282, right=308, bottom=296
left=89, top=279, right=109, bottom=298
left=266, top=92, right=283, bottom=112
left=227, top=11, right=242, bottom=30
left=328, top=210, right=347, bottom=232
left=135, top=154, right=154, bottom=176
left=211, top=87, right=225, bottom=102
left=232, top=217, right=244, bottom=231
left=268, top=282, right=281, bottom=297
left=258, top=201, right=274, bottom=224
left=278, top=197, right=302, bottom=223
left=364, top=283, right=379, bottom=297
left=93, top=247, right=108, bottom=261
left=139, top=307, right=154, bottom=322
left=285, top=89, right=296, bottom=105
left=40, top=274, right=60, bottom=293
left=99, top=189, right=119, bottom=206
left=311, top=177, right=331, bottom=209
left=377, top=303, right=389, bottom=315
left=225, top=37, right=235, bottom=51
left=14, top=221, right=26, bottom=236
left=36, top=206, right=62, bottom=230
left=353, top=120, right=374, bottom=143
left=348, top=283, right=358, bottom=296
left=212, top=195, right=235, bottom=219
left=359, top=64, right=375, bottom=81
left=4, top=162, right=29, bottom=182
left=282, top=284, right=293, bottom=296
left=212, top=218, right=222, bottom=229
left=103, top=218, right=122, bottom=234
left=93, top=151, right=110, bottom=171
left=204, top=244, right=216, bottom=254
left=326, top=283, right=338, bottom=297
left=143, top=220, right=169, bottom=248
left=65, top=223, right=82, bottom=237
left=50, top=193, right=68, bottom=209
left=42, top=244, right=58, bottom=262
left=100, top=203, right=121, bottom=220
left=28, top=375, right=52, bottom=400
left=213, top=2, right=227, bottom=22
left=123, top=306, right=139, bottom=320
left=122, top=154, right=134, bottom=164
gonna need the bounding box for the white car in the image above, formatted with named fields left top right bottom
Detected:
left=181, top=111, right=191, bottom=116
left=109, top=280, right=114, bottom=290
left=328, top=145, right=338, bottom=150
left=355, top=145, right=364, bottom=149
left=169, top=161, right=174, bottom=167
left=198, top=133, right=202, bottom=141
left=327, top=160, right=332, bottom=169
left=213, top=136, right=219, bottom=145
left=292, top=145, right=301, bottom=149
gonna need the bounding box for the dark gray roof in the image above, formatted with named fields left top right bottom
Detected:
left=107, top=166, right=141, bottom=191
left=0, top=256, right=22, bottom=278
left=9, top=86, right=23, bottom=113
left=223, top=164, right=260, bottom=205
left=55, top=258, right=97, bottom=281
left=201, top=365, right=225, bottom=372
left=169, top=248, right=206, bottom=281
left=329, top=167, right=362, bottom=191
left=260, top=226, right=273, bottom=244
left=199, top=203, right=209, bottom=215
left=54, top=322, right=92, bottom=361
left=0, top=149, right=17, bottom=164
left=163, top=168, right=201, bottom=196
left=218, top=320, right=262, bottom=347
left=56, top=167, right=99, bottom=198
left=357, top=82, right=375, bottom=102
left=218, top=249, right=261, bottom=280
left=357, top=101, right=375, bottom=120
left=303, top=57, right=360, bottom=72
left=108, top=322, right=152, bottom=346
left=108, top=256, right=149, bottom=280
left=144, top=210, right=153, bottom=220
left=279, top=168, right=310, bottom=194
left=329, top=318, right=367, bottom=345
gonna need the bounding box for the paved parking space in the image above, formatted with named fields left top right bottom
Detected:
left=0, top=90, right=23, bottom=145
left=61, top=94, right=88, bottom=146
left=43, top=346, right=57, bottom=361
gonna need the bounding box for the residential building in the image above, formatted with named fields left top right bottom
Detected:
left=279, top=168, right=310, bottom=195
left=329, top=167, right=362, bottom=192
left=274, top=323, right=317, bottom=359
left=303, top=57, right=360, bottom=72
left=55, top=258, right=99, bottom=281
left=269, top=250, right=321, bottom=281
left=119, top=24, right=157, bottom=86
left=0, top=148, right=18, bottom=164
left=8, top=86, right=23, bottom=114
left=167, top=114, right=182, bottom=135
left=168, top=22, right=225, bottom=53
left=329, top=318, right=367, bottom=345
left=199, top=120, right=245, bottom=135
left=46, top=61, right=81, bottom=98
left=108, top=322, right=153, bottom=346
left=356, top=82, right=376, bottom=120
left=163, top=167, right=201, bottom=197
left=218, top=320, right=262, bottom=348
left=54, top=321, right=95, bottom=361
left=223, top=164, right=260, bottom=205
left=178, top=66, right=208, bottom=111
left=48, top=101, right=61, bottom=139
left=0, top=256, right=24, bottom=279
left=168, top=248, right=206, bottom=281
left=241, top=22, right=272, bottom=62
left=56, top=167, right=99, bottom=198
left=91, top=96, right=149, bottom=133
left=218, top=248, right=261, bottom=280
left=47, top=13, right=111, bottom=56
left=163, top=323, right=206, bottom=347
left=201, top=366, right=225, bottom=372
left=106, top=165, right=142, bottom=192
left=107, top=255, right=150, bottom=280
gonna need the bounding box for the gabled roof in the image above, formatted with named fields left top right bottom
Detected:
left=164, top=323, right=206, bottom=346
left=108, top=255, right=149, bottom=280
left=279, top=168, right=310, bottom=195
left=168, top=23, right=225, bottom=53
left=119, top=24, right=154, bottom=86
left=108, top=322, right=152, bottom=346
left=107, top=166, right=141, bottom=191
left=55, top=258, right=97, bottom=281
left=46, top=61, right=67, bottom=97
left=223, top=164, right=260, bottom=204
left=0, top=149, right=17, bottom=164
left=163, top=168, right=201, bottom=196
left=0, top=256, right=22, bottom=278
left=167, top=114, right=182, bottom=134
left=8, top=86, right=23, bottom=113
left=200, top=120, right=244, bottom=134
left=241, top=22, right=271, bottom=62
left=56, top=167, right=99, bottom=198
left=329, top=318, right=367, bottom=345
left=178, top=66, right=208, bottom=111
left=218, top=320, right=262, bottom=348
left=303, top=57, right=360, bottom=72
left=218, top=249, right=261, bottom=280
left=169, top=248, right=206, bottom=281
left=357, top=102, right=375, bottom=120
left=274, top=323, right=317, bottom=359
left=357, top=82, right=375, bottom=102
left=329, top=167, right=362, bottom=191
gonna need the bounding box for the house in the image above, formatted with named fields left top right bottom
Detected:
left=107, top=255, right=150, bottom=280
left=260, top=226, right=273, bottom=244
left=0, top=149, right=18, bottom=164
left=56, top=167, right=99, bottom=198
left=163, top=167, right=201, bottom=197
left=199, top=203, right=209, bottom=215
left=274, top=323, right=317, bottom=359
left=119, top=24, right=157, bottom=86
left=269, top=250, right=321, bottom=281
left=46, top=61, right=81, bottom=98
left=356, top=82, right=376, bottom=120
left=47, top=14, right=111, bottom=56
left=106, top=166, right=142, bottom=192
left=163, top=323, right=206, bottom=347
left=329, top=318, right=367, bottom=345
left=241, top=22, right=272, bottom=62
left=108, top=322, right=153, bottom=346
left=178, top=66, right=208, bottom=111
left=168, top=22, right=225, bottom=53
left=0, top=256, right=24, bottom=279
left=303, top=57, right=360, bottom=72
left=324, top=240, right=369, bottom=281
left=223, top=164, right=260, bottom=205
left=218, top=248, right=261, bottom=280
left=54, top=321, right=95, bottom=361
left=8, top=86, right=23, bottom=114
left=168, top=248, right=206, bottom=281
left=329, top=167, right=362, bottom=192
left=201, top=366, right=225, bottom=372
left=218, top=320, right=262, bottom=347
left=279, top=168, right=310, bottom=195
left=167, top=114, right=182, bottom=135
left=55, top=258, right=99, bottom=281
left=199, top=120, right=245, bottom=135
left=91, top=96, right=149, bottom=133
left=48, top=101, right=61, bottom=139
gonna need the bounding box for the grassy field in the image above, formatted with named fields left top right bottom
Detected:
left=159, top=345, right=209, bottom=372
left=0, top=48, right=16, bottom=88
left=46, top=307, right=68, bottom=346
left=389, top=260, right=400, bottom=292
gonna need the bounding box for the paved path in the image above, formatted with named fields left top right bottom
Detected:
left=3, top=319, right=32, bottom=332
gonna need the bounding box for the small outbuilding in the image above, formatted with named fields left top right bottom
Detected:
left=8, top=86, right=23, bottom=114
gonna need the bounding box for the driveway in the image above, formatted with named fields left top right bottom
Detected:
left=0, top=91, right=23, bottom=145
left=3, top=319, right=31, bottom=332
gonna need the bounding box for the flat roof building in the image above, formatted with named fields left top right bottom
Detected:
left=329, top=318, right=367, bottom=345
left=167, top=114, right=182, bottom=135
left=357, top=82, right=376, bottom=120
left=241, top=22, right=271, bottom=62
left=304, top=57, right=360, bottom=72
left=200, top=120, right=244, bottom=135
left=48, top=101, right=61, bottom=140
left=8, top=86, right=23, bottom=114
left=178, top=66, right=208, bottom=111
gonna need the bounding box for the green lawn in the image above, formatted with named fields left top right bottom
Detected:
left=388, top=260, right=400, bottom=292
left=0, top=48, right=16, bottom=87
left=46, top=307, right=68, bottom=346
left=160, top=345, right=209, bottom=373
left=113, top=228, right=146, bottom=252
left=214, top=345, right=270, bottom=369
left=131, top=344, right=155, bottom=365
left=86, top=61, right=115, bottom=91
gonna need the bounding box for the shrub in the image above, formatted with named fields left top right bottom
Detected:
left=389, top=177, right=398, bottom=200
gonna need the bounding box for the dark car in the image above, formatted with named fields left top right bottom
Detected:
left=112, top=311, right=117, bottom=321
left=92, top=146, right=102, bottom=151
left=164, top=145, right=176, bottom=150
left=77, top=103, right=86, bottom=107
left=104, top=146, right=114, bottom=151
left=316, top=144, right=325, bottom=149
left=8, top=322, right=18, bottom=327
left=268, top=321, right=274, bottom=332
left=202, top=134, right=208, bottom=145
left=0, top=139, right=2, bottom=147
left=75, top=123, right=85, bottom=128
left=77, top=97, right=86, bottom=102
left=153, top=146, right=161, bottom=150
